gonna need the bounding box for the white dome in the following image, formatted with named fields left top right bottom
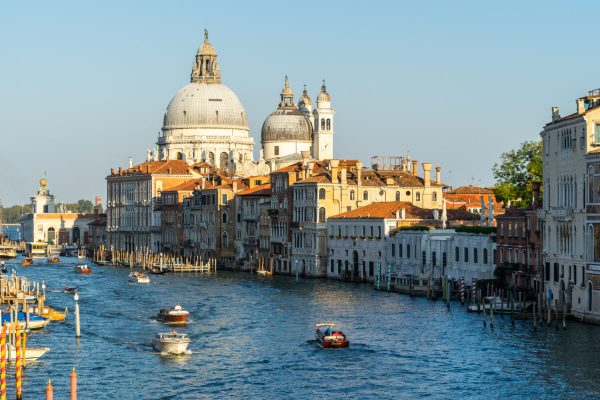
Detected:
left=261, top=109, right=312, bottom=143
left=162, top=82, right=248, bottom=131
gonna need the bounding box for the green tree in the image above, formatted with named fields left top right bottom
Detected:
left=0, top=205, right=31, bottom=223
left=492, top=140, right=542, bottom=207
left=76, top=199, right=93, bottom=213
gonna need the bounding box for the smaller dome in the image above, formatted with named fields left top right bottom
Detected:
left=261, top=109, right=313, bottom=143
left=281, top=76, right=293, bottom=97
left=199, top=41, right=216, bottom=56
left=317, top=80, right=331, bottom=102
left=299, top=86, right=312, bottom=107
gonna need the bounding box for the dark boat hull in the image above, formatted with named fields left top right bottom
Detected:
left=315, top=330, right=350, bottom=348
left=156, top=314, right=188, bottom=324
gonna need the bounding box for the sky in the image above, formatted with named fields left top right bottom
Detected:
left=0, top=0, right=597, bottom=206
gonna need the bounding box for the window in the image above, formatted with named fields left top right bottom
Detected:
left=363, top=191, right=369, bottom=201
left=596, top=125, right=600, bottom=144
left=319, top=188, right=326, bottom=199
left=222, top=194, right=228, bottom=205
left=321, top=118, right=325, bottom=130
left=326, top=119, right=331, bottom=130
left=455, top=247, right=459, bottom=262
left=350, top=190, right=355, bottom=200
left=553, top=263, right=559, bottom=282
left=407, top=244, right=411, bottom=258
left=330, top=259, right=334, bottom=273
left=318, top=207, right=326, bottom=223
left=395, top=191, right=401, bottom=201
left=222, top=212, right=228, bottom=224
left=222, top=232, right=228, bottom=247
left=399, top=244, right=403, bottom=258
left=464, top=247, right=469, bottom=263
left=432, top=251, right=436, bottom=267
left=391, top=243, right=395, bottom=257
left=274, top=146, right=280, bottom=156
left=483, top=248, right=488, bottom=264
left=416, top=192, right=421, bottom=201
left=574, top=265, right=577, bottom=284
left=474, top=248, right=478, bottom=263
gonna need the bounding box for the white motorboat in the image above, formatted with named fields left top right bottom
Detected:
left=129, top=271, right=150, bottom=284
left=152, top=331, right=190, bottom=355
left=8, top=345, right=49, bottom=361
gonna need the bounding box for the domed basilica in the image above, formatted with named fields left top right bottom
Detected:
left=154, top=31, right=335, bottom=175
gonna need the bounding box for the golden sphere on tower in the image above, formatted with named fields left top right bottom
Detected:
left=39, top=178, right=47, bottom=187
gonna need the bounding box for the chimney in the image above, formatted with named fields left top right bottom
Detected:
left=330, top=160, right=339, bottom=184
left=531, top=181, right=541, bottom=208
left=111, top=168, right=115, bottom=176
left=435, top=165, right=441, bottom=184
left=422, top=162, right=432, bottom=187
left=233, top=181, right=238, bottom=192
left=308, top=161, right=315, bottom=177
left=118, top=167, right=123, bottom=176
left=167, top=167, right=172, bottom=174
left=301, top=151, right=310, bottom=179
left=129, top=156, right=133, bottom=169
left=401, top=208, right=406, bottom=219
left=552, top=106, right=561, bottom=122
left=577, top=98, right=586, bottom=115
left=412, top=160, right=418, bottom=176
left=395, top=210, right=400, bottom=220
left=201, top=179, right=206, bottom=189
left=356, top=161, right=363, bottom=186
left=341, top=165, right=347, bottom=184
left=95, top=196, right=102, bottom=206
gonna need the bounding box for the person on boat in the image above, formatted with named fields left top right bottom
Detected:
left=326, top=327, right=332, bottom=336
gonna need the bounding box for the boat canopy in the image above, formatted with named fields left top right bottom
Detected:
left=316, top=323, right=336, bottom=328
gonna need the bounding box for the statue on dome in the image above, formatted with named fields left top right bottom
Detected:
left=204, top=29, right=209, bottom=42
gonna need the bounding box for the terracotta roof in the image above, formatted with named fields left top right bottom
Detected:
left=120, top=160, right=192, bottom=176
left=164, top=179, right=204, bottom=192
left=272, top=162, right=303, bottom=174
left=237, top=183, right=271, bottom=196
left=447, top=185, right=494, bottom=195
left=329, top=201, right=478, bottom=221
left=545, top=112, right=580, bottom=126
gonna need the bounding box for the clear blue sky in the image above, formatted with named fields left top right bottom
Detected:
left=0, top=1, right=595, bottom=206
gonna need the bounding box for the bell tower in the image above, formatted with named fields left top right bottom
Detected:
left=190, top=29, right=221, bottom=84
left=312, top=80, right=334, bottom=160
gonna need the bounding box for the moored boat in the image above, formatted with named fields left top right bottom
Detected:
left=149, top=267, right=166, bottom=275
left=0, top=246, right=17, bottom=259
left=156, top=304, right=189, bottom=325
left=47, top=257, right=60, bottom=264
left=73, top=264, right=92, bottom=274
left=8, top=345, right=49, bottom=361
left=129, top=271, right=150, bottom=284
left=315, top=323, right=349, bottom=349
left=21, top=258, right=33, bottom=266
left=152, top=330, right=190, bottom=355
left=64, top=286, right=78, bottom=294
left=1, top=312, right=49, bottom=330
left=29, top=305, right=67, bottom=321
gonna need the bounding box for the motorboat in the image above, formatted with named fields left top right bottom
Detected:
left=47, top=257, right=60, bottom=264
left=1, top=311, right=49, bottom=330
left=0, top=246, right=17, bottom=259
left=64, top=286, right=78, bottom=294
left=129, top=271, right=150, bottom=284
left=29, top=305, right=67, bottom=321
left=73, top=264, right=92, bottom=274
left=152, top=330, right=190, bottom=355
left=21, top=258, right=33, bottom=266
left=156, top=305, right=189, bottom=325
left=149, top=267, right=166, bottom=275
left=315, top=323, right=349, bottom=349
left=257, top=269, right=272, bottom=277
left=8, top=345, right=49, bottom=361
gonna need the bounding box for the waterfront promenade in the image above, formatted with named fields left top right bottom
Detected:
left=4, top=257, right=600, bottom=399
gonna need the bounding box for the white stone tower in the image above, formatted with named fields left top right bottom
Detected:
left=312, top=80, right=334, bottom=160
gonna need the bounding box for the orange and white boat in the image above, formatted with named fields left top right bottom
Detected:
left=73, top=264, right=92, bottom=274
left=156, top=305, right=189, bottom=325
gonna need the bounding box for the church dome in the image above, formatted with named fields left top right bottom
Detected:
left=261, top=109, right=312, bottom=143
left=162, top=82, right=248, bottom=131
left=317, top=81, right=331, bottom=102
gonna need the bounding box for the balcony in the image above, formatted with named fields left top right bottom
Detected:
left=550, top=208, right=573, bottom=221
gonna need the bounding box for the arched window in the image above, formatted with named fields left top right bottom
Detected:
left=455, top=246, right=459, bottom=262
left=321, top=118, right=325, bottom=130
left=208, top=152, right=215, bottom=165
left=222, top=212, right=227, bottom=224
left=407, top=244, right=411, bottom=258
left=433, top=192, right=438, bottom=201
left=326, top=119, right=331, bottom=130
left=350, top=190, right=355, bottom=200
left=319, top=207, right=326, bottom=223
left=464, top=247, right=469, bottom=262
left=176, top=152, right=184, bottom=160
left=395, top=191, right=401, bottom=201
left=363, top=191, right=369, bottom=201
left=416, top=192, right=421, bottom=201
left=222, top=232, right=228, bottom=248
left=319, top=188, right=326, bottom=199
left=474, top=248, right=478, bottom=263
left=483, top=248, right=488, bottom=264
left=47, top=227, right=56, bottom=244
left=220, top=152, right=229, bottom=169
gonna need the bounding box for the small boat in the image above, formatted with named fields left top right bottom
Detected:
left=73, top=264, right=92, bottom=274
left=0, top=246, right=17, bottom=259
left=156, top=305, right=189, bottom=325
left=257, top=269, right=272, bottom=277
left=149, top=267, right=166, bottom=275
left=29, top=305, right=67, bottom=321
left=129, top=271, right=150, bottom=284
left=152, top=330, right=190, bottom=355
left=8, top=345, right=49, bottom=361
left=63, top=286, right=78, bottom=294
left=315, top=323, right=350, bottom=349
left=1, top=312, right=49, bottom=330
left=47, top=257, right=60, bottom=264
left=21, top=258, right=33, bottom=266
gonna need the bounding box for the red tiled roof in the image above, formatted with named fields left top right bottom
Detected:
left=329, top=201, right=477, bottom=221
left=121, top=160, right=192, bottom=175
left=237, top=183, right=271, bottom=196
left=448, top=185, right=494, bottom=195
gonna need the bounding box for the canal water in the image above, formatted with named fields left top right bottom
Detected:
left=4, top=256, right=600, bottom=399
